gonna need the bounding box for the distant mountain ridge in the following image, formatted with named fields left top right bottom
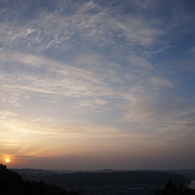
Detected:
left=12, top=168, right=190, bottom=189
left=169, top=169, right=195, bottom=180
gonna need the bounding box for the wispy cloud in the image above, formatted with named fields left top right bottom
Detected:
left=0, top=0, right=195, bottom=169
left=0, top=49, right=180, bottom=126
left=0, top=110, right=17, bottom=119
left=0, top=0, right=168, bottom=55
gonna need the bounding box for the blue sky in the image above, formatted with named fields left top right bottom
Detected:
left=0, top=0, right=195, bottom=170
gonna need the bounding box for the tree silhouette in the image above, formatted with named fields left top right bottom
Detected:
left=0, top=164, right=82, bottom=195
left=155, top=180, right=195, bottom=195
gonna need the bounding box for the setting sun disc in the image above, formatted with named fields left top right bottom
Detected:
left=5, top=158, right=10, bottom=163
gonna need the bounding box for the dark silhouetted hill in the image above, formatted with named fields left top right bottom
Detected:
left=172, top=169, right=195, bottom=180
left=0, top=164, right=23, bottom=193
left=13, top=168, right=189, bottom=188
left=0, top=164, right=81, bottom=195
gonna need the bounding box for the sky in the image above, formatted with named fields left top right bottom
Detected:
left=0, top=0, right=195, bottom=170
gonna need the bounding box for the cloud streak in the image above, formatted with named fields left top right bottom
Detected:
left=0, top=0, right=195, bottom=169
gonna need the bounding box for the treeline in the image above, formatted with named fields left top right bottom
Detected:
left=0, top=164, right=81, bottom=195
left=155, top=180, right=195, bottom=195
left=15, top=169, right=189, bottom=188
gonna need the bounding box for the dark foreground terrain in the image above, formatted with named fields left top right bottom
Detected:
left=0, top=164, right=80, bottom=195
left=1, top=165, right=195, bottom=194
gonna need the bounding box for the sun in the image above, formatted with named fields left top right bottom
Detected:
left=5, top=158, right=11, bottom=163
